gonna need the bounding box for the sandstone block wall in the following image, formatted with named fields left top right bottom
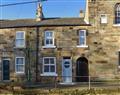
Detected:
left=88, top=0, right=120, bottom=78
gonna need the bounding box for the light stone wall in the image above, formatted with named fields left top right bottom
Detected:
left=88, top=0, right=120, bottom=78
left=0, top=23, right=120, bottom=83
left=0, top=28, right=37, bottom=82
left=0, top=26, right=90, bottom=82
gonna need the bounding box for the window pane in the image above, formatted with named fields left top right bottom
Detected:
left=45, top=39, right=53, bottom=45
left=16, top=39, right=25, bottom=47
left=119, top=52, right=120, bottom=66
left=46, top=39, right=49, bottom=45
left=45, top=32, right=53, bottom=37
left=16, top=65, right=24, bottom=72
left=49, top=39, right=53, bottom=45
left=44, top=65, right=49, bottom=72
left=45, top=32, right=49, bottom=37
left=50, top=58, right=54, bottom=64
left=16, top=58, right=24, bottom=65
left=116, top=18, right=120, bottom=23
left=50, top=66, right=55, bottom=72
left=49, top=32, right=53, bottom=37
left=16, top=32, right=24, bottom=39
left=79, top=37, right=85, bottom=45
left=80, top=31, right=85, bottom=36
left=118, top=12, right=120, bottom=16
left=44, top=58, right=49, bottom=64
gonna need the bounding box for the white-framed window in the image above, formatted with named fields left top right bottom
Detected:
left=15, top=57, right=25, bottom=74
left=100, top=14, right=107, bottom=24
left=115, top=3, right=120, bottom=24
left=118, top=51, right=120, bottom=68
left=79, top=30, right=87, bottom=46
left=16, top=31, right=25, bottom=48
left=42, top=57, right=56, bottom=75
left=44, top=31, right=54, bottom=46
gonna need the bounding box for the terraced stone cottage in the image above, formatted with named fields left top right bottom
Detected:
left=0, top=0, right=120, bottom=84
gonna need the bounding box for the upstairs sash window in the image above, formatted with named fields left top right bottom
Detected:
left=115, top=4, right=120, bottom=24
left=79, top=30, right=86, bottom=46
left=16, top=31, right=25, bottom=48
left=44, top=31, right=54, bottom=46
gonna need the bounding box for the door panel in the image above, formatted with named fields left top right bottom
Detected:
left=62, top=58, right=72, bottom=83
left=76, top=57, right=88, bottom=82
left=3, top=59, right=10, bottom=80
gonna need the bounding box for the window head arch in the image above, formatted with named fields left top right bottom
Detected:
left=115, top=3, right=120, bottom=24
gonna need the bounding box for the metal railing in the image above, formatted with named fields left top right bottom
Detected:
left=0, top=76, right=120, bottom=89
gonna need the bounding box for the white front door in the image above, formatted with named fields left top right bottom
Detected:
left=62, top=58, right=72, bottom=83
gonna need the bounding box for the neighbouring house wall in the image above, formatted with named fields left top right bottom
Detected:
left=88, top=0, right=120, bottom=78
left=0, top=28, right=36, bottom=82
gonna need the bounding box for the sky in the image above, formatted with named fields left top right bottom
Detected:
left=0, top=0, right=86, bottom=20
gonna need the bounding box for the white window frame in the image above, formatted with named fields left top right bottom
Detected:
left=43, top=31, right=56, bottom=48
left=100, top=14, right=108, bottom=24
left=118, top=51, right=120, bottom=69
left=115, top=4, right=120, bottom=24
left=41, top=57, right=57, bottom=76
left=15, top=57, right=25, bottom=74
left=114, top=4, right=120, bottom=26
left=77, top=30, right=88, bottom=48
left=15, top=31, right=25, bottom=48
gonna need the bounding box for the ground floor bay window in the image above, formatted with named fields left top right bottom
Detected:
left=41, top=57, right=57, bottom=76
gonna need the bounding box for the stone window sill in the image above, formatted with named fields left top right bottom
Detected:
left=3, top=80, right=11, bottom=82
left=76, top=45, right=88, bottom=48
left=14, top=46, right=26, bottom=49
left=41, top=73, right=58, bottom=76
left=15, top=72, right=25, bottom=75
left=42, top=46, right=56, bottom=49
left=113, top=24, right=120, bottom=27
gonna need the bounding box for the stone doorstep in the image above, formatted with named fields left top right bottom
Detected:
left=13, top=86, right=22, bottom=90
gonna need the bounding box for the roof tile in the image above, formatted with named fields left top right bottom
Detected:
left=0, top=18, right=90, bottom=29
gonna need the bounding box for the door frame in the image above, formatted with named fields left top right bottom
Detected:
left=76, top=57, right=89, bottom=82
left=62, top=57, right=72, bottom=83
left=2, top=58, right=10, bottom=81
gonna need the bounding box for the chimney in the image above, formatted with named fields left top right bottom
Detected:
left=36, top=3, right=44, bottom=21
left=79, top=10, right=84, bottom=18
left=84, top=0, right=89, bottom=24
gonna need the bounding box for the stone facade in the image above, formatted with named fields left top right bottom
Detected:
left=0, top=28, right=36, bottom=82
left=0, top=0, right=120, bottom=83
left=88, top=0, right=120, bottom=78
left=0, top=26, right=90, bottom=83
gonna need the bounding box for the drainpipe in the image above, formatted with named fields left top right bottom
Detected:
left=36, top=27, right=39, bottom=82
